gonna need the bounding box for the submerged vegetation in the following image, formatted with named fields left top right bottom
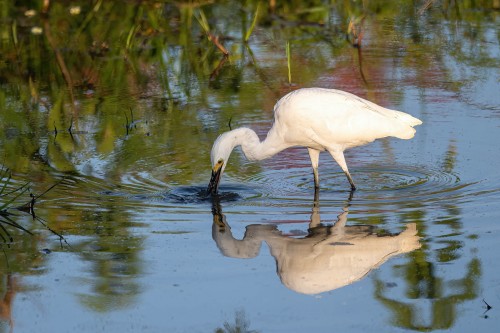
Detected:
left=0, top=166, right=66, bottom=247
left=0, top=166, right=33, bottom=242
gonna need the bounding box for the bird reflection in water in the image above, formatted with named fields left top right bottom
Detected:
left=211, top=194, right=421, bottom=295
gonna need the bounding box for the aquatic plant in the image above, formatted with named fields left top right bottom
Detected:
left=0, top=167, right=33, bottom=243
left=0, top=166, right=67, bottom=246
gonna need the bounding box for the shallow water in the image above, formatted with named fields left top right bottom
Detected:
left=1, top=1, right=500, bottom=332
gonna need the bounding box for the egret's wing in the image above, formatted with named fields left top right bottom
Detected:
left=273, top=88, right=421, bottom=147
left=331, top=89, right=422, bottom=127
left=306, top=89, right=421, bottom=142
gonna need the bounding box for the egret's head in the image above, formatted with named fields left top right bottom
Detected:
left=207, top=132, right=235, bottom=195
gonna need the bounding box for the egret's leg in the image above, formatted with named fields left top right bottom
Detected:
left=307, top=148, right=320, bottom=189
left=328, top=150, right=356, bottom=191
left=310, top=186, right=320, bottom=228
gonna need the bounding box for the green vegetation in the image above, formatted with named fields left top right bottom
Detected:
left=0, top=1, right=498, bottom=184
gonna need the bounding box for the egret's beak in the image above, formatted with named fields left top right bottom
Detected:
left=207, top=163, right=223, bottom=195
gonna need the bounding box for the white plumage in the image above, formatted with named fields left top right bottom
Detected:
left=208, top=87, right=422, bottom=194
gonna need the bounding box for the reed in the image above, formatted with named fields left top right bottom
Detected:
left=0, top=167, right=30, bottom=212
left=0, top=167, right=34, bottom=242
left=195, top=9, right=229, bottom=56
left=286, top=41, right=292, bottom=84
left=244, top=2, right=261, bottom=42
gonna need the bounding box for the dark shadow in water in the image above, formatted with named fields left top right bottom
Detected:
left=100, top=184, right=249, bottom=204
left=211, top=192, right=421, bottom=295
left=214, top=309, right=258, bottom=333
left=165, top=185, right=246, bottom=204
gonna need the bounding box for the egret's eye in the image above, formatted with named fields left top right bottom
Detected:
left=217, top=159, right=223, bottom=165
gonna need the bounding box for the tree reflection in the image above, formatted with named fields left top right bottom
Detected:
left=375, top=258, right=480, bottom=330
left=72, top=200, right=144, bottom=312
left=373, top=137, right=481, bottom=330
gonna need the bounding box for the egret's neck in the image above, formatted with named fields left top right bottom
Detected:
left=229, top=127, right=285, bottom=161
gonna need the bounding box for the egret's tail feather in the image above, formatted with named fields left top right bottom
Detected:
left=394, top=111, right=422, bottom=127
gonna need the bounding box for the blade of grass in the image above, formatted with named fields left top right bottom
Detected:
left=194, top=9, right=210, bottom=34
left=245, top=2, right=261, bottom=42
left=75, top=0, right=103, bottom=39
left=126, top=24, right=140, bottom=50
left=0, top=181, right=30, bottom=199
left=36, top=215, right=70, bottom=248
left=194, top=9, right=229, bottom=56
left=0, top=168, right=11, bottom=197
left=286, top=41, right=292, bottom=84
left=0, top=222, right=12, bottom=243
left=0, top=214, right=33, bottom=235
left=0, top=182, right=30, bottom=211
left=33, top=178, right=66, bottom=201
left=11, top=20, right=18, bottom=47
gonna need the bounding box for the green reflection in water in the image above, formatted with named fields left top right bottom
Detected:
left=373, top=134, right=480, bottom=331
left=375, top=257, right=480, bottom=330
left=73, top=201, right=144, bottom=312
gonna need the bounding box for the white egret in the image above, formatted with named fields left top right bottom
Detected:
left=207, top=87, right=422, bottom=194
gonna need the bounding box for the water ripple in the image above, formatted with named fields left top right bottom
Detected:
left=240, top=163, right=495, bottom=210
left=44, top=164, right=499, bottom=213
